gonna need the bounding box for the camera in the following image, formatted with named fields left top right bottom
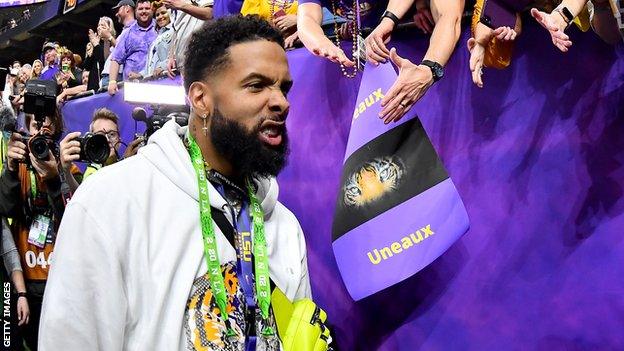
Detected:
left=123, top=80, right=189, bottom=145
left=23, top=79, right=57, bottom=127
left=0, top=106, right=56, bottom=163
left=132, top=105, right=189, bottom=142
left=28, top=132, right=57, bottom=161
left=75, top=133, right=110, bottom=164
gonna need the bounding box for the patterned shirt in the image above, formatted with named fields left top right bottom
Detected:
left=185, top=262, right=281, bottom=351
left=111, top=20, right=157, bottom=79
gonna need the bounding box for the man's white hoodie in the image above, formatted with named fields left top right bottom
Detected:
left=39, top=121, right=311, bottom=350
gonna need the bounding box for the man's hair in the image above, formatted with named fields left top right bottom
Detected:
left=90, top=108, right=119, bottom=131
left=182, top=15, right=284, bottom=92
left=136, top=0, right=150, bottom=6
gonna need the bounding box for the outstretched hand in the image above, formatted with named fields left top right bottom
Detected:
left=364, top=18, right=393, bottom=65
left=467, top=38, right=485, bottom=88
left=531, top=8, right=572, bottom=52
left=308, top=38, right=355, bottom=67
left=379, top=48, right=434, bottom=124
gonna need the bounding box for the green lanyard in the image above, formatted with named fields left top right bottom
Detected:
left=29, top=170, right=38, bottom=199
left=187, top=133, right=274, bottom=336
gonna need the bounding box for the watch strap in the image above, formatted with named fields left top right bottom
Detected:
left=421, top=60, right=443, bottom=82
left=381, top=10, right=400, bottom=26
left=557, top=6, right=574, bottom=25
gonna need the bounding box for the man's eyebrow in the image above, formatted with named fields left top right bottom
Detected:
left=241, top=72, right=274, bottom=83
left=242, top=72, right=293, bottom=91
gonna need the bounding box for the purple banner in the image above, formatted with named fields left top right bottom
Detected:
left=333, top=178, right=469, bottom=300
left=332, top=62, right=469, bottom=300
left=345, top=63, right=408, bottom=157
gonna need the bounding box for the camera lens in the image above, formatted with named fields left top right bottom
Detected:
left=29, top=135, right=50, bottom=160
left=79, top=133, right=109, bottom=164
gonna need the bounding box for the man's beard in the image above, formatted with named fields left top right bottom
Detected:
left=210, top=109, right=289, bottom=179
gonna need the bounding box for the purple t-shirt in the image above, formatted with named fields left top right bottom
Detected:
left=111, top=20, right=157, bottom=79
left=39, top=64, right=59, bottom=81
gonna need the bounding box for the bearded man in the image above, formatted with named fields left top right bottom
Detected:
left=39, top=15, right=311, bottom=351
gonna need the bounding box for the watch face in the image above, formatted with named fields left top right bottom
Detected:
left=435, top=66, right=444, bottom=79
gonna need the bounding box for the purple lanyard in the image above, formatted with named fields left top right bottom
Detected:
left=214, top=184, right=259, bottom=351
left=215, top=183, right=257, bottom=309
left=230, top=200, right=259, bottom=351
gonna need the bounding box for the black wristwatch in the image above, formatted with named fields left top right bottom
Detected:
left=420, top=60, right=444, bottom=82
left=381, top=10, right=401, bottom=26
left=17, top=292, right=27, bottom=298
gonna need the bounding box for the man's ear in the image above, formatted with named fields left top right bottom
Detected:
left=188, top=81, right=213, bottom=116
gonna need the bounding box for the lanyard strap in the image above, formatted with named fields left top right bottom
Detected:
left=29, top=170, right=37, bottom=199
left=187, top=133, right=274, bottom=337
left=246, top=179, right=271, bottom=324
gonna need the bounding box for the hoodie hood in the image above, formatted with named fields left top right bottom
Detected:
left=139, top=120, right=280, bottom=218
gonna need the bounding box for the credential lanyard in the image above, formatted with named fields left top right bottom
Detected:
left=29, top=170, right=38, bottom=199
left=187, top=133, right=274, bottom=339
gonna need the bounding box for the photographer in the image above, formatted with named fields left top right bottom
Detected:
left=59, top=108, right=126, bottom=192
left=0, top=111, right=82, bottom=350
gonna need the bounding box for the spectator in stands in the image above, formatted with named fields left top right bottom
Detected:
left=86, top=16, right=119, bottom=90
left=82, top=70, right=89, bottom=85
left=241, top=0, right=299, bottom=48
left=131, top=2, right=174, bottom=79
left=297, top=0, right=385, bottom=70
left=56, top=50, right=87, bottom=103
left=9, top=64, right=32, bottom=114
left=40, top=42, right=60, bottom=81
left=59, top=108, right=124, bottom=192
left=365, top=0, right=464, bottom=123
left=12, top=61, right=21, bottom=70
left=0, top=110, right=82, bottom=351
left=298, top=0, right=463, bottom=123
left=114, top=0, right=137, bottom=27
left=467, top=0, right=522, bottom=88
left=1, top=69, right=16, bottom=113
left=102, top=0, right=137, bottom=89
left=163, top=0, right=213, bottom=77
left=31, top=59, right=43, bottom=79
left=532, top=0, right=623, bottom=50
left=73, top=53, right=83, bottom=69
left=108, top=0, right=157, bottom=95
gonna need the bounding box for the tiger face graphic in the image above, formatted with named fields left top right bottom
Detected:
left=343, top=156, right=404, bottom=207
